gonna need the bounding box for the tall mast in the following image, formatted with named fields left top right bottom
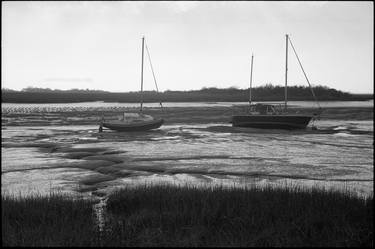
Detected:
left=140, top=36, right=145, bottom=113
left=249, top=53, right=254, bottom=105
left=284, top=34, right=288, bottom=111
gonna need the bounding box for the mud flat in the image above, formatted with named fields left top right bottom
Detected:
left=1, top=104, right=373, bottom=199
left=2, top=105, right=373, bottom=127
left=2, top=104, right=373, bottom=246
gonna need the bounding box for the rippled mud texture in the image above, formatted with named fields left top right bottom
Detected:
left=2, top=104, right=373, bottom=126
left=1, top=105, right=374, bottom=200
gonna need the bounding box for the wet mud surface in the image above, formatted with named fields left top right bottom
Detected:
left=2, top=105, right=373, bottom=199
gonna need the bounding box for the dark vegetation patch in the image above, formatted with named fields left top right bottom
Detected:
left=104, top=184, right=373, bottom=247
left=2, top=194, right=99, bottom=247
left=2, top=85, right=372, bottom=103
left=2, top=185, right=373, bottom=247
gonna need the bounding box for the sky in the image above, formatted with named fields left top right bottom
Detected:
left=1, top=1, right=373, bottom=93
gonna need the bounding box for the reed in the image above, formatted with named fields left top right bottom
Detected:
left=2, top=193, right=100, bottom=247
left=2, top=184, right=373, bottom=247
left=104, top=184, right=373, bottom=247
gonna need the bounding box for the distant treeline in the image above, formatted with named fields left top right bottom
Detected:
left=1, top=85, right=373, bottom=103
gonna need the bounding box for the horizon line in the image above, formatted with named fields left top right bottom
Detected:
left=1, top=85, right=373, bottom=95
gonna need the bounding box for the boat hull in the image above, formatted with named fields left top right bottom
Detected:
left=103, top=118, right=164, bottom=132
left=231, top=115, right=312, bottom=130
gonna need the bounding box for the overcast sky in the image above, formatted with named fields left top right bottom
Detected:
left=2, top=1, right=373, bottom=93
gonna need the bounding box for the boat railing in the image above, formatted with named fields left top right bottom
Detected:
left=273, top=104, right=285, bottom=114
left=248, top=103, right=286, bottom=115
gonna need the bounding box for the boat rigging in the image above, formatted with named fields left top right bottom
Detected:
left=99, top=36, right=164, bottom=132
left=231, top=34, right=322, bottom=130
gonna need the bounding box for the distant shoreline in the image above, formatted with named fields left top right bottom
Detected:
left=2, top=86, right=373, bottom=103
left=1, top=100, right=374, bottom=110
left=1, top=96, right=373, bottom=104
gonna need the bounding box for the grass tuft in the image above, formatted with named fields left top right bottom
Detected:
left=2, top=193, right=99, bottom=247
left=104, top=184, right=373, bottom=247
left=2, top=184, right=373, bottom=247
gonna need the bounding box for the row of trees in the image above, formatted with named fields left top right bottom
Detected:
left=1, top=85, right=371, bottom=103
left=20, top=87, right=108, bottom=93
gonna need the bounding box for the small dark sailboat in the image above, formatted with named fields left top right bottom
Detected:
left=100, top=36, right=164, bottom=132
left=232, top=34, right=321, bottom=130
left=101, top=115, right=163, bottom=132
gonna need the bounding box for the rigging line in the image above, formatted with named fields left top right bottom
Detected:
left=140, top=36, right=145, bottom=113
left=249, top=53, right=254, bottom=105
left=287, top=36, right=321, bottom=111
left=145, top=42, right=163, bottom=109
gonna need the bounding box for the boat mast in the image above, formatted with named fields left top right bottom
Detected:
left=284, top=34, right=288, bottom=111
left=249, top=53, right=254, bottom=105
left=140, top=36, right=145, bottom=113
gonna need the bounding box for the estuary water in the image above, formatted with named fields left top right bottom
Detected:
left=1, top=101, right=373, bottom=199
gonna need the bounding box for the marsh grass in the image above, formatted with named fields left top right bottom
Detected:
left=2, top=184, right=373, bottom=247
left=105, top=184, right=373, bottom=247
left=2, top=193, right=100, bottom=247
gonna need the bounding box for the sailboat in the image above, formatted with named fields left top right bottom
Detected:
left=100, top=36, right=164, bottom=132
left=231, top=34, right=321, bottom=130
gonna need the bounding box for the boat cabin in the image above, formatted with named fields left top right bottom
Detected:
left=249, top=104, right=281, bottom=115
left=119, top=113, right=154, bottom=124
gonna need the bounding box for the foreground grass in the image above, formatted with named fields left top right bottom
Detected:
left=2, top=193, right=100, bottom=247
left=104, top=185, right=373, bottom=247
left=2, top=185, right=373, bottom=247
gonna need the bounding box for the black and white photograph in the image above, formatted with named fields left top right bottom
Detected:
left=2, top=1, right=373, bottom=247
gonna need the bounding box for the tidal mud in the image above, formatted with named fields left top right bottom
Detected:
left=1, top=105, right=373, bottom=199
